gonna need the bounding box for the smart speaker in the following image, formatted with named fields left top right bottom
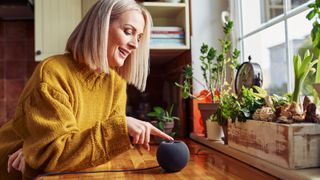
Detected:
left=156, top=140, right=190, bottom=172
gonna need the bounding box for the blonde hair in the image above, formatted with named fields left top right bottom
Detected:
left=66, top=0, right=151, bottom=91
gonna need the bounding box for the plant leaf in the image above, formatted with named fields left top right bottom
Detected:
left=147, top=112, right=157, bottom=117
left=154, top=106, right=164, bottom=114
left=169, top=132, right=176, bottom=137
left=307, top=10, right=316, bottom=20
left=316, top=56, right=320, bottom=83
left=293, top=55, right=300, bottom=79
left=169, top=104, right=174, bottom=116
left=298, top=51, right=313, bottom=79
left=158, top=121, right=165, bottom=130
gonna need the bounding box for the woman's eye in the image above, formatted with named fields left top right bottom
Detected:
left=124, top=29, right=133, bottom=35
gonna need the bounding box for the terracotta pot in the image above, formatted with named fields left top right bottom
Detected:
left=198, top=103, right=218, bottom=137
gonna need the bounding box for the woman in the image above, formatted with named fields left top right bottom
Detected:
left=0, top=0, right=173, bottom=179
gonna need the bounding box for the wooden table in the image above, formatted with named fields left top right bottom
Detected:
left=36, top=139, right=277, bottom=179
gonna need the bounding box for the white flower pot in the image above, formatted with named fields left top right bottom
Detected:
left=206, top=120, right=223, bottom=140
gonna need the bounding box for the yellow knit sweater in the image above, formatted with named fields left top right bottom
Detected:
left=0, top=54, right=131, bottom=179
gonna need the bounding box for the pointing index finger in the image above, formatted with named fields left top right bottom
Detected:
left=150, top=126, right=174, bottom=141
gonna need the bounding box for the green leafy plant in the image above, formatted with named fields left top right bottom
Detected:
left=147, top=104, right=179, bottom=136
left=270, top=93, right=292, bottom=108
left=306, top=0, right=320, bottom=104
left=238, top=86, right=266, bottom=120
left=307, top=0, right=320, bottom=49
left=176, top=19, right=240, bottom=103
left=210, top=86, right=267, bottom=125
left=292, top=50, right=318, bottom=102
left=215, top=91, right=240, bottom=125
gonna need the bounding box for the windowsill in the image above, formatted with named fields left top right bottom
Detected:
left=190, top=133, right=320, bottom=179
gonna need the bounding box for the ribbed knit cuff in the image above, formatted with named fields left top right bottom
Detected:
left=97, top=115, right=132, bottom=164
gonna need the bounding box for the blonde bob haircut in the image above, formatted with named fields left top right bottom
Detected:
left=66, top=0, right=152, bottom=92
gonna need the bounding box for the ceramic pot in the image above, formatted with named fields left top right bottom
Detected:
left=163, top=121, right=174, bottom=134
left=198, top=103, right=218, bottom=137
left=206, top=120, right=223, bottom=140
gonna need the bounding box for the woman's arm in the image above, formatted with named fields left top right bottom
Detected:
left=8, top=117, right=173, bottom=174
left=12, top=82, right=131, bottom=173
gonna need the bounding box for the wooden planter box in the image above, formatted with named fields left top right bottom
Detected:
left=228, top=120, right=320, bottom=169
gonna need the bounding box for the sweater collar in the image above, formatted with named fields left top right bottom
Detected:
left=74, top=60, right=107, bottom=90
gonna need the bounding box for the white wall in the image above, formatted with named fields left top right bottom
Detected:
left=190, top=0, right=228, bottom=94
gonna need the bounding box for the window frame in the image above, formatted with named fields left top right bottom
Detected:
left=233, top=0, right=313, bottom=93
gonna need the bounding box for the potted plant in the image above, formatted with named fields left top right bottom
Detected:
left=306, top=1, right=320, bottom=102
left=292, top=50, right=318, bottom=103
left=206, top=114, right=223, bottom=141
left=176, top=17, right=240, bottom=138
left=147, top=104, right=180, bottom=137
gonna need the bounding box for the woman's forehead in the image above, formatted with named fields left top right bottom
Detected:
left=117, top=10, right=145, bottom=33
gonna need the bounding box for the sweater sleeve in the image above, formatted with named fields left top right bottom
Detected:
left=12, top=81, right=131, bottom=173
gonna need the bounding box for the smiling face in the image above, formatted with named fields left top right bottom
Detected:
left=107, top=10, right=145, bottom=67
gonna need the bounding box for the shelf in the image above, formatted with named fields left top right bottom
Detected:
left=141, top=2, right=186, bottom=8
left=141, top=0, right=190, bottom=54
left=190, top=133, right=320, bottom=180
left=150, top=45, right=189, bottom=50
left=145, top=3, right=186, bottom=27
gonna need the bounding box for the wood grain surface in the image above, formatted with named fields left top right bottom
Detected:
left=36, top=139, right=277, bottom=180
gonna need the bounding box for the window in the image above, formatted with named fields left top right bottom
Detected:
left=263, top=0, right=284, bottom=22
left=234, top=0, right=312, bottom=95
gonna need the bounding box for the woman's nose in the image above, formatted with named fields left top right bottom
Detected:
left=128, top=37, right=138, bottom=49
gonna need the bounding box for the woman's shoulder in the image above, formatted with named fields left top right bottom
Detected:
left=16, top=54, right=75, bottom=103
left=39, top=53, right=74, bottom=71
left=36, top=53, right=76, bottom=81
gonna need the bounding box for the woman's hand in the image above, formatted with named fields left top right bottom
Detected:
left=126, top=116, right=174, bottom=150
left=7, top=148, right=25, bottom=173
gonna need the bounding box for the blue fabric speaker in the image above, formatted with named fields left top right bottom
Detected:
left=156, top=140, right=190, bottom=172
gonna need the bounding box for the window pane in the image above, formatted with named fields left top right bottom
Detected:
left=242, top=0, right=284, bottom=34
left=243, top=22, right=287, bottom=95
left=264, top=0, right=284, bottom=21
left=289, top=0, right=309, bottom=10
left=241, top=0, right=264, bottom=34
left=288, top=10, right=313, bottom=95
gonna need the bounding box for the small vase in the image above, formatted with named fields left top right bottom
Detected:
left=164, top=121, right=174, bottom=134
left=198, top=103, right=218, bottom=137
left=206, top=120, right=223, bottom=140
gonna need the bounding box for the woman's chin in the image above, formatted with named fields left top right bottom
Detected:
left=110, top=58, right=125, bottom=67
left=115, top=61, right=125, bottom=67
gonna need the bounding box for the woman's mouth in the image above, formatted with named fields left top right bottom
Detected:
left=119, top=48, right=130, bottom=58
